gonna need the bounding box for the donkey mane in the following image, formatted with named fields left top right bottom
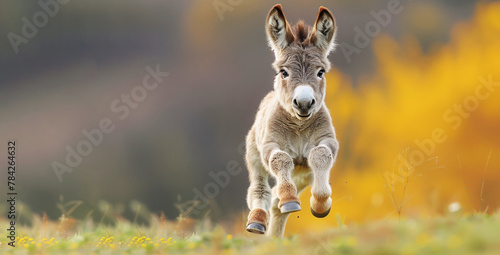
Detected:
left=291, top=21, right=312, bottom=45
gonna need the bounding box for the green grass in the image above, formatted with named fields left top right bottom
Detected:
left=1, top=212, right=500, bottom=254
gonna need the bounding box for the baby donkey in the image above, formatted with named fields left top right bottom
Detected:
left=245, top=4, right=339, bottom=237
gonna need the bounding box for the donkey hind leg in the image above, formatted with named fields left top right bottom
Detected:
left=267, top=192, right=290, bottom=238
left=246, top=157, right=272, bottom=234
left=267, top=174, right=311, bottom=238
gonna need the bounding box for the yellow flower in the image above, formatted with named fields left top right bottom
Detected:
left=226, top=234, right=233, bottom=240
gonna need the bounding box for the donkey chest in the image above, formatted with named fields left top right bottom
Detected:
left=282, top=134, right=314, bottom=167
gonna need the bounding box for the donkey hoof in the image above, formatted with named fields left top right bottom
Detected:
left=280, top=202, right=301, bottom=213
left=246, top=222, right=266, bottom=234
left=311, top=207, right=330, bottom=218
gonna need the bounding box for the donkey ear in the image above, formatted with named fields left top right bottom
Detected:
left=311, top=7, right=336, bottom=55
left=266, top=4, right=294, bottom=55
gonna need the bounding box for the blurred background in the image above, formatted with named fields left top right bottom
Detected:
left=0, top=0, right=499, bottom=234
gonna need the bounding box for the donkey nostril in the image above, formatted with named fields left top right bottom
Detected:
left=293, top=99, right=298, bottom=107
left=311, top=99, right=316, bottom=106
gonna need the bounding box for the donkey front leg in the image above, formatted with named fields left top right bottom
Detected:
left=308, top=139, right=338, bottom=218
left=265, top=146, right=301, bottom=213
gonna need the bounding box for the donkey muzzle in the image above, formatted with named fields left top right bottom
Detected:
left=292, top=85, right=316, bottom=117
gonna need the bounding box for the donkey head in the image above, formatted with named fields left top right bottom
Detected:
left=266, top=4, right=336, bottom=120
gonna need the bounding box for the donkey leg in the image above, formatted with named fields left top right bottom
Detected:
left=308, top=143, right=336, bottom=218
left=267, top=191, right=290, bottom=238
left=246, top=143, right=272, bottom=234
left=268, top=174, right=310, bottom=238
left=246, top=170, right=271, bottom=234
left=268, top=150, right=301, bottom=213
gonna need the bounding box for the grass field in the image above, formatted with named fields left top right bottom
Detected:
left=1, top=211, right=499, bottom=255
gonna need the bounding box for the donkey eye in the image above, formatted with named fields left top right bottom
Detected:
left=317, top=69, right=325, bottom=78
left=280, top=69, right=289, bottom=79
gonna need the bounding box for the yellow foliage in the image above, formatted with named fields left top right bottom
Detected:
left=287, top=2, right=500, bottom=234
